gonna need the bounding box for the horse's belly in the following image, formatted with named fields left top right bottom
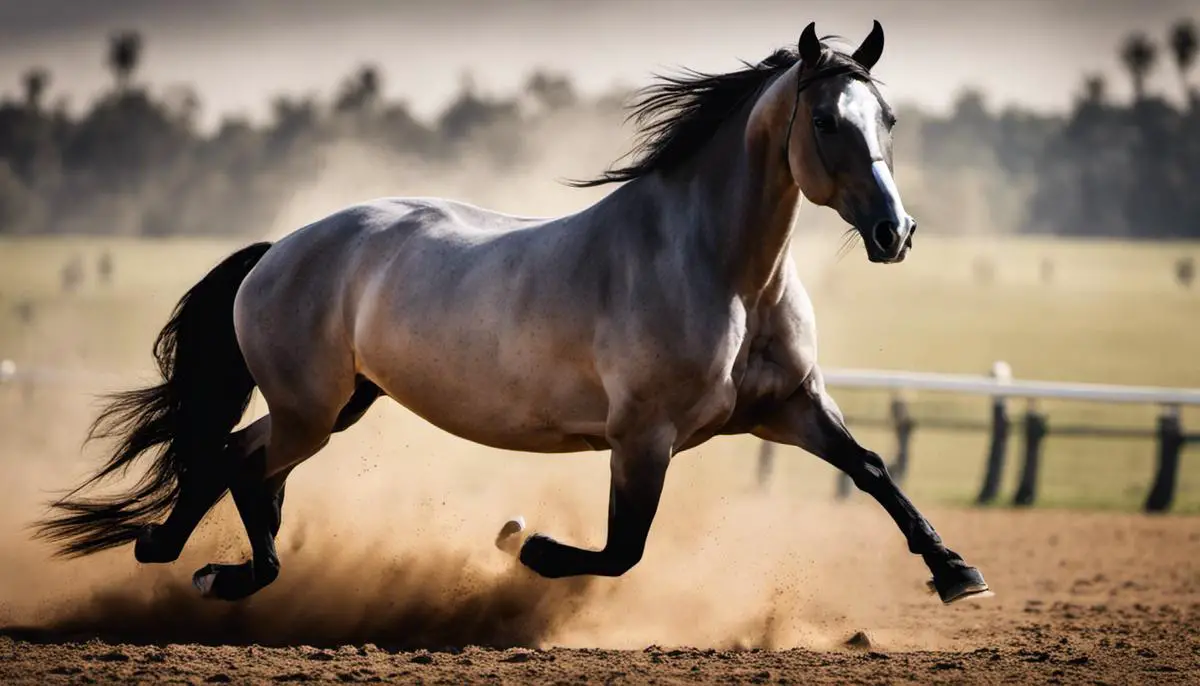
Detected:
left=360, top=344, right=610, bottom=453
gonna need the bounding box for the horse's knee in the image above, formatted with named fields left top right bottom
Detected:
left=848, top=450, right=892, bottom=492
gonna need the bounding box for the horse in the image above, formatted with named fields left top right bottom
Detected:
left=33, top=21, right=990, bottom=606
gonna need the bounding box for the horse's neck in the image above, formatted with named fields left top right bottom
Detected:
left=719, top=135, right=801, bottom=299
left=725, top=68, right=804, bottom=299
left=607, top=84, right=800, bottom=302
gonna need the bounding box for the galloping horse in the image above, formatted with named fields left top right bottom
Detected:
left=35, top=22, right=990, bottom=605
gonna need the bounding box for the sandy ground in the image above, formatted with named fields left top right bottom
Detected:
left=1, top=505, right=1197, bottom=684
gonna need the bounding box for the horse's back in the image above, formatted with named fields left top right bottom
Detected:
left=235, top=196, right=537, bottom=325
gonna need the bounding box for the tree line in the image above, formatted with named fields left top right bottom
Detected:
left=1, top=20, right=1198, bottom=240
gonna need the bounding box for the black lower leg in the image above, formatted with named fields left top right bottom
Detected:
left=847, top=449, right=947, bottom=557
left=135, top=461, right=230, bottom=564
left=520, top=451, right=666, bottom=578
left=194, top=447, right=284, bottom=601
left=137, top=423, right=271, bottom=564
left=842, top=448, right=986, bottom=601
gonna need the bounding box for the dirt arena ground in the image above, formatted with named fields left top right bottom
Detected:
left=1, top=504, right=1196, bottom=685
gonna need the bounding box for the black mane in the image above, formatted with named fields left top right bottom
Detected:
left=570, top=39, right=877, bottom=188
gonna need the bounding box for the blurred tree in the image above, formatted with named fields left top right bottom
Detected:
left=1120, top=33, right=1158, bottom=102
left=335, top=64, right=382, bottom=113
left=439, top=70, right=519, bottom=142
left=524, top=70, right=577, bottom=112
left=1082, top=73, right=1107, bottom=105
left=107, top=31, right=143, bottom=91
left=0, top=161, right=42, bottom=233
left=953, top=89, right=990, bottom=125
left=160, top=84, right=201, bottom=128
left=22, top=68, right=50, bottom=111
left=1, top=26, right=1199, bottom=243
left=1168, top=19, right=1197, bottom=102
left=263, top=94, right=322, bottom=164
left=63, top=89, right=193, bottom=204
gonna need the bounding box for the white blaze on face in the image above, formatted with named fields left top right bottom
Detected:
left=839, top=80, right=906, bottom=224
left=870, top=160, right=906, bottom=224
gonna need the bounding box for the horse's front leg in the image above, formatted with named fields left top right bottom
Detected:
left=755, top=365, right=990, bottom=604
left=505, top=425, right=674, bottom=578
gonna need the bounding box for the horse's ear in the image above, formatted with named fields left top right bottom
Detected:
left=798, top=22, right=822, bottom=67
left=852, top=20, right=885, bottom=71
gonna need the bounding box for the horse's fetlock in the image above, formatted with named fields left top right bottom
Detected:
left=601, top=543, right=645, bottom=576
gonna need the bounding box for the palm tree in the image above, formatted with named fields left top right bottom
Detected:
left=1168, top=19, right=1197, bottom=100
left=107, top=31, right=143, bottom=91
left=22, top=68, right=50, bottom=110
left=1120, top=32, right=1158, bottom=102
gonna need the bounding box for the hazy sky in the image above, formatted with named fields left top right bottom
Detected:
left=1, top=0, right=1197, bottom=130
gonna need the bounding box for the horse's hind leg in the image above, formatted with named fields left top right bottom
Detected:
left=133, top=469, right=227, bottom=564
left=193, top=380, right=382, bottom=600
left=133, top=418, right=269, bottom=564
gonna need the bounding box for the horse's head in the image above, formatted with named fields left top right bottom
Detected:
left=784, top=21, right=915, bottom=264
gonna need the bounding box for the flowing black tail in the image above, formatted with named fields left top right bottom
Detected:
left=31, top=242, right=274, bottom=558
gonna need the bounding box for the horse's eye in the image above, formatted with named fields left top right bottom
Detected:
left=813, top=115, right=838, bottom=133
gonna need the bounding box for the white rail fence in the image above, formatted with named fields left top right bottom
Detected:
left=4, top=359, right=1198, bottom=512
left=754, top=362, right=1199, bottom=512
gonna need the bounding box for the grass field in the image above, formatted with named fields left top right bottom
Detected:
left=1, top=232, right=1198, bottom=513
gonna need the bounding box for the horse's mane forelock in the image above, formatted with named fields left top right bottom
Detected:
left=568, top=38, right=877, bottom=188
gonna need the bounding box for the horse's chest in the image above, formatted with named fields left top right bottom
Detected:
left=712, top=325, right=812, bottom=436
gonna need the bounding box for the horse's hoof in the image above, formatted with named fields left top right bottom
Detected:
left=192, top=562, right=260, bottom=601
left=516, top=532, right=560, bottom=576
left=927, top=565, right=994, bottom=604
left=495, top=516, right=527, bottom=556
left=134, top=524, right=180, bottom=564
left=193, top=569, right=217, bottom=597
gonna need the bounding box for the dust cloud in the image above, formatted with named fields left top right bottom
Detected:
left=1, top=383, right=954, bottom=653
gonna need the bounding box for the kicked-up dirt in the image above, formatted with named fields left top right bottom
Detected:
left=1, top=505, right=1197, bottom=684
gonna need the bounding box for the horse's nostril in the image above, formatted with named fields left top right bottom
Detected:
left=872, top=221, right=898, bottom=251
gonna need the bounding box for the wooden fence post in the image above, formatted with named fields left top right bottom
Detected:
left=976, top=361, right=1012, bottom=505
left=1144, top=406, right=1184, bottom=513
left=887, top=394, right=915, bottom=483
left=1013, top=403, right=1048, bottom=506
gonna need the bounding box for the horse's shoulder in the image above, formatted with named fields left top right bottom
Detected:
left=764, top=265, right=815, bottom=326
